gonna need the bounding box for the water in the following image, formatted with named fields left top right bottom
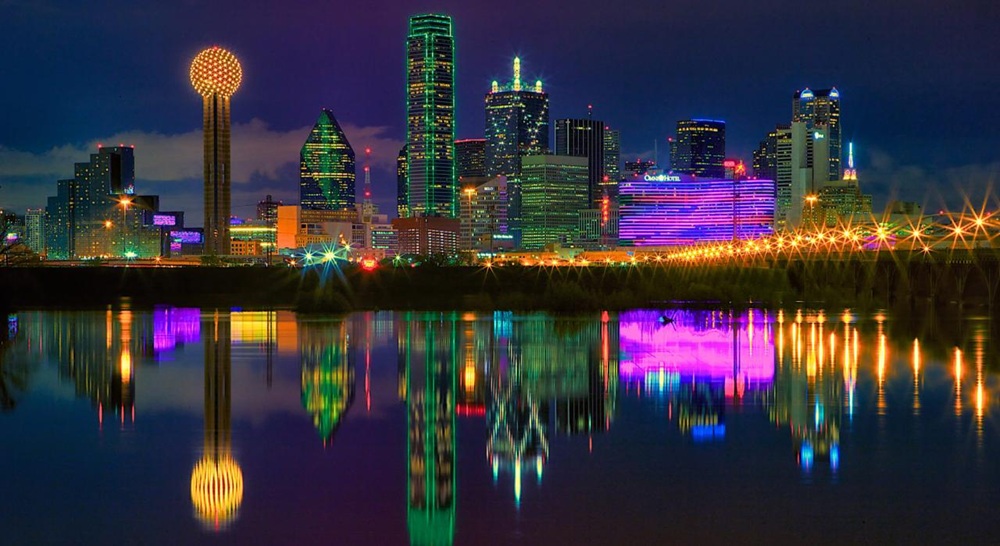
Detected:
left=1, top=307, right=999, bottom=544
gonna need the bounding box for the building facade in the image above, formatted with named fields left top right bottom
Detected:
left=300, top=109, right=356, bottom=211
left=25, top=208, right=45, bottom=255
left=618, top=174, right=775, bottom=247
left=520, top=155, right=590, bottom=250
left=455, top=138, right=486, bottom=180
left=602, top=127, right=621, bottom=185
left=392, top=216, right=460, bottom=256
left=793, top=87, right=842, bottom=182
left=554, top=118, right=605, bottom=205
left=459, top=176, right=511, bottom=253
left=397, top=145, right=409, bottom=218
left=670, top=119, right=726, bottom=178
left=406, top=14, right=456, bottom=218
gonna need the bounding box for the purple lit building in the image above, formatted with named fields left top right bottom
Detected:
left=617, top=174, right=775, bottom=247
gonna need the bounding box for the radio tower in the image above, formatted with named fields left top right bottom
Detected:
left=362, top=147, right=374, bottom=222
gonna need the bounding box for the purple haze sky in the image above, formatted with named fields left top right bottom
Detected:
left=2, top=0, right=1000, bottom=224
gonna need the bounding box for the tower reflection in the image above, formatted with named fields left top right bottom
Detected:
left=190, top=310, right=243, bottom=531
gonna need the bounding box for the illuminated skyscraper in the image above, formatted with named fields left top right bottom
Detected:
left=793, top=87, right=842, bottom=181
left=484, top=58, right=549, bottom=179
left=554, top=118, right=605, bottom=205
left=455, top=138, right=486, bottom=180
left=520, top=155, right=589, bottom=250
left=406, top=14, right=456, bottom=218
left=24, top=208, right=44, bottom=255
left=670, top=119, right=726, bottom=178
left=300, top=109, right=356, bottom=211
left=602, top=127, right=621, bottom=185
left=397, top=145, right=409, bottom=218
left=190, top=46, right=242, bottom=255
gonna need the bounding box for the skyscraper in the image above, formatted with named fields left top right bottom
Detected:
left=300, top=109, right=356, bottom=211
left=397, top=145, right=409, bottom=218
left=602, top=127, right=621, bottom=185
left=753, top=125, right=792, bottom=229
left=670, top=119, right=726, bottom=178
left=554, top=118, right=604, bottom=204
left=190, top=46, right=242, bottom=256
left=406, top=14, right=456, bottom=218
left=793, top=88, right=842, bottom=181
left=520, top=155, right=589, bottom=250
left=455, top=138, right=486, bottom=180
left=484, top=58, right=550, bottom=178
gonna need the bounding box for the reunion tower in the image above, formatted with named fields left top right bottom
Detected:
left=190, top=46, right=242, bottom=255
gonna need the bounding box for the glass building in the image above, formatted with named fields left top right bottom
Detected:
left=300, top=109, right=356, bottom=212
left=406, top=14, right=456, bottom=218
left=554, top=118, right=604, bottom=205
left=618, top=174, right=775, bottom=247
left=455, top=138, right=486, bottom=180
left=670, top=119, right=726, bottom=179
left=602, top=126, right=621, bottom=185
left=397, top=145, right=409, bottom=218
left=520, top=155, right=589, bottom=250
left=484, top=58, right=549, bottom=179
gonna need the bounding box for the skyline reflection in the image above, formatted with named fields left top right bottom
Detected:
left=2, top=307, right=999, bottom=543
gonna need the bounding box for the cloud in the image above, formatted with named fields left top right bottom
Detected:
left=862, top=148, right=1000, bottom=212
left=0, top=119, right=403, bottom=186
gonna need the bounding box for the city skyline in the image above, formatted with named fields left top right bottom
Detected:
left=2, top=2, right=999, bottom=225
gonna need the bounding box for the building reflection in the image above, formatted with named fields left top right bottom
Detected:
left=403, top=313, right=456, bottom=546
left=190, top=310, right=243, bottom=531
left=619, top=309, right=774, bottom=441
left=770, top=311, right=843, bottom=471
left=299, top=318, right=355, bottom=445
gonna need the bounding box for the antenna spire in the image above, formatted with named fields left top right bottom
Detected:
left=513, top=57, right=521, bottom=91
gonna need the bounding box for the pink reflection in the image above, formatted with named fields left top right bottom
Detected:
left=153, top=307, right=201, bottom=354
left=619, top=310, right=774, bottom=388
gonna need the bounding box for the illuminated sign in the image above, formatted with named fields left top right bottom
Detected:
left=153, top=214, right=177, bottom=226
left=814, top=132, right=825, bottom=140
left=643, top=174, right=681, bottom=182
left=170, top=230, right=202, bottom=244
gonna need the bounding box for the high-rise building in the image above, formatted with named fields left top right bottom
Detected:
left=406, top=14, right=456, bottom=218
left=392, top=216, right=460, bottom=256
left=554, top=118, right=605, bottom=205
left=602, top=127, right=621, bottom=185
left=25, top=208, right=44, bottom=255
left=484, top=58, right=550, bottom=179
left=397, top=145, right=409, bottom=218
left=752, top=125, right=794, bottom=229
left=300, top=109, right=356, bottom=212
left=793, top=87, right=842, bottom=181
left=45, top=146, right=162, bottom=259
left=624, top=159, right=657, bottom=178
left=520, top=155, right=589, bottom=250
left=670, top=119, right=726, bottom=178
left=190, top=46, right=242, bottom=255
left=455, top=139, right=486, bottom=180
left=805, top=142, right=872, bottom=228
left=459, top=176, right=511, bottom=253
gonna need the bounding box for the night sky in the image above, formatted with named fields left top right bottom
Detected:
left=3, top=0, right=1000, bottom=225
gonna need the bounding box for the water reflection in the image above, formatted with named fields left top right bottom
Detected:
left=190, top=310, right=243, bottom=531
left=4, top=306, right=1000, bottom=543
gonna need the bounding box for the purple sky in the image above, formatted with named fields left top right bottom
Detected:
left=2, top=0, right=1000, bottom=224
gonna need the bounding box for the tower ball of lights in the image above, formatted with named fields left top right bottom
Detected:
left=190, top=46, right=242, bottom=255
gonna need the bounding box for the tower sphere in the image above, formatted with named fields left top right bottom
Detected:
left=190, top=46, right=242, bottom=98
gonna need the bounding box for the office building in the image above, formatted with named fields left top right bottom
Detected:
left=804, top=143, right=872, bottom=227
left=406, top=14, right=456, bottom=217
left=520, top=155, right=589, bottom=250
left=190, top=46, right=242, bottom=255
left=300, top=109, right=355, bottom=211
left=459, top=176, right=511, bottom=253
left=670, top=119, right=726, bottom=178
left=554, top=118, right=605, bottom=205
left=25, top=208, right=44, bottom=255
left=484, top=58, right=549, bottom=179
left=603, top=127, right=621, bottom=185
left=793, top=87, right=842, bottom=181
left=618, top=173, right=775, bottom=247
left=397, top=145, right=409, bottom=218
left=392, top=216, right=460, bottom=256
left=456, top=138, right=486, bottom=180
left=257, top=195, right=281, bottom=226
left=624, top=159, right=657, bottom=178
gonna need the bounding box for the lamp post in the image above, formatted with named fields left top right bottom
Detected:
left=119, top=197, right=133, bottom=258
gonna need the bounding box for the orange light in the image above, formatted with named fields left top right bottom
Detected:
left=190, top=46, right=243, bottom=98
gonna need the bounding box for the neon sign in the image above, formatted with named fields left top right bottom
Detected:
left=643, top=174, right=681, bottom=182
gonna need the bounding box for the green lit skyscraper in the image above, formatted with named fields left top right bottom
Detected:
left=406, top=14, right=456, bottom=218
left=520, top=155, right=589, bottom=250
left=300, top=109, right=356, bottom=211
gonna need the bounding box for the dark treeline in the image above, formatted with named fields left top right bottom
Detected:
left=0, top=251, right=998, bottom=314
